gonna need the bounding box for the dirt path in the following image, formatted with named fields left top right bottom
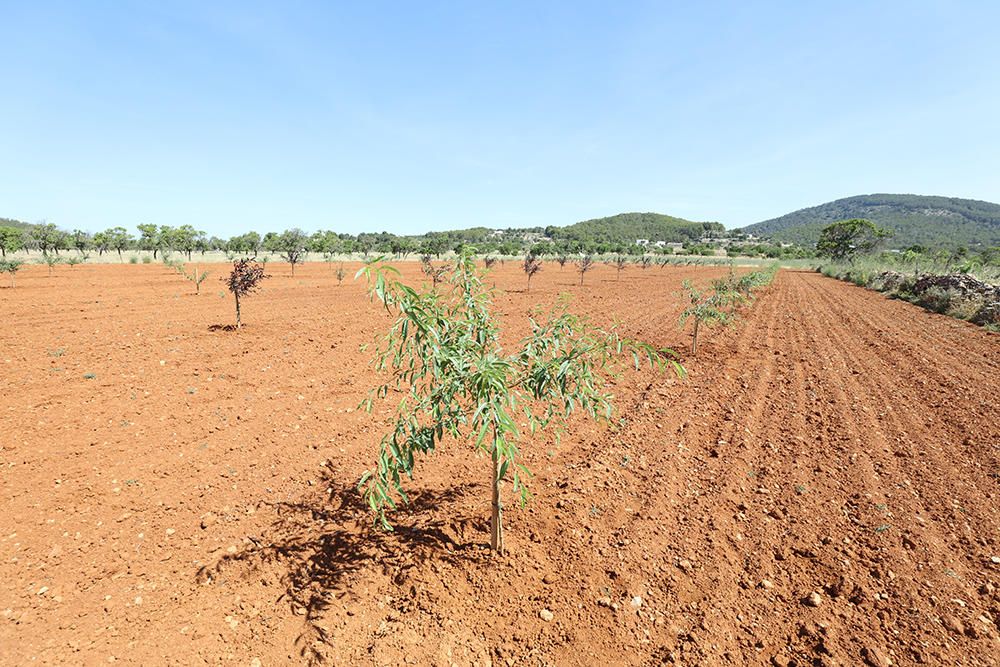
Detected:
left=1, top=264, right=997, bottom=665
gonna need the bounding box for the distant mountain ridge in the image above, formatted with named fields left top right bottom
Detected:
left=741, top=194, right=1000, bottom=248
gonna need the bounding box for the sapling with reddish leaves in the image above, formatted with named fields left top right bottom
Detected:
left=523, top=254, right=542, bottom=291
left=610, top=255, right=628, bottom=280
left=356, top=252, right=682, bottom=554
left=420, top=254, right=447, bottom=289
left=484, top=256, right=498, bottom=270
left=225, top=258, right=268, bottom=328
left=576, top=254, right=595, bottom=285
left=336, top=264, right=346, bottom=286
left=556, top=255, right=568, bottom=270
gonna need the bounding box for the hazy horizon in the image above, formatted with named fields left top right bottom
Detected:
left=3, top=2, right=999, bottom=237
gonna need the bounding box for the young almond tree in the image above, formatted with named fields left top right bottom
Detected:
left=38, top=254, right=63, bottom=276
left=483, top=256, right=498, bottom=270
left=556, top=255, right=568, bottom=270
left=611, top=255, right=628, bottom=280
left=576, top=254, right=595, bottom=286
left=356, top=253, right=681, bottom=554
left=522, top=254, right=542, bottom=291
left=225, top=258, right=268, bottom=328
left=420, top=254, right=446, bottom=289
left=639, top=256, right=652, bottom=270
left=679, top=280, right=734, bottom=355
left=0, top=259, right=24, bottom=287
left=184, top=265, right=210, bottom=295
left=336, top=264, right=346, bottom=286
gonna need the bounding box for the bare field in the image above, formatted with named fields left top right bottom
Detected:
left=1, top=261, right=998, bottom=665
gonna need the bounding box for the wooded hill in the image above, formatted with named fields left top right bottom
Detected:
left=741, top=194, right=1000, bottom=249
left=0, top=217, right=33, bottom=230
left=550, top=212, right=723, bottom=245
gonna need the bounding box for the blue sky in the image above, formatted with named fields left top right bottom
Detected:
left=2, top=1, right=998, bottom=237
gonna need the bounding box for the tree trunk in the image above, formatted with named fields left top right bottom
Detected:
left=235, top=293, right=242, bottom=328
left=692, top=319, right=700, bottom=356
left=490, top=443, right=504, bottom=555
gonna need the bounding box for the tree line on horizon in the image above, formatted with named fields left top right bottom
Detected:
left=0, top=216, right=803, bottom=261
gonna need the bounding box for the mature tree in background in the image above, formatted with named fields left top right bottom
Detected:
left=391, top=236, right=416, bottom=258
left=137, top=223, right=163, bottom=258
left=70, top=229, right=91, bottom=254
left=309, top=230, right=341, bottom=257
left=816, top=219, right=892, bottom=262
left=245, top=231, right=263, bottom=256
left=30, top=222, right=66, bottom=255
left=195, top=230, right=210, bottom=255
left=227, top=232, right=262, bottom=257
left=0, top=227, right=24, bottom=257
left=262, top=231, right=281, bottom=255
left=104, top=227, right=134, bottom=261
left=91, top=231, right=111, bottom=256
left=174, top=224, right=202, bottom=260
left=275, top=228, right=308, bottom=275
left=157, top=225, right=180, bottom=258
left=420, top=236, right=450, bottom=258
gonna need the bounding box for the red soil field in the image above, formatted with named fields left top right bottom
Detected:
left=1, top=261, right=998, bottom=666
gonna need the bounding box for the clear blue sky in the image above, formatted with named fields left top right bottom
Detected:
left=2, top=1, right=999, bottom=237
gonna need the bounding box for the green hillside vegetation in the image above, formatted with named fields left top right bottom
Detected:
left=552, top=212, right=723, bottom=245
left=0, top=217, right=33, bottom=230
left=742, top=194, right=1000, bottom=249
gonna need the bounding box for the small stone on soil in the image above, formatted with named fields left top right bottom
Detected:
left=539, top=609, right=554, bottom=622
left=805, top=592, right=822, bottom=607
left=943, top=615, right=965, bottom=635
left=862, top=646, right=892, bottom=667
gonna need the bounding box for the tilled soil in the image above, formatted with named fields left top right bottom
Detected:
left=1, top=262, right=998, bottom=666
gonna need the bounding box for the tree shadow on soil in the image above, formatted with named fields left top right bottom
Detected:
left=197, top=472, right=484, bottom=663
left=207, top=323, right=238, bottom=332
